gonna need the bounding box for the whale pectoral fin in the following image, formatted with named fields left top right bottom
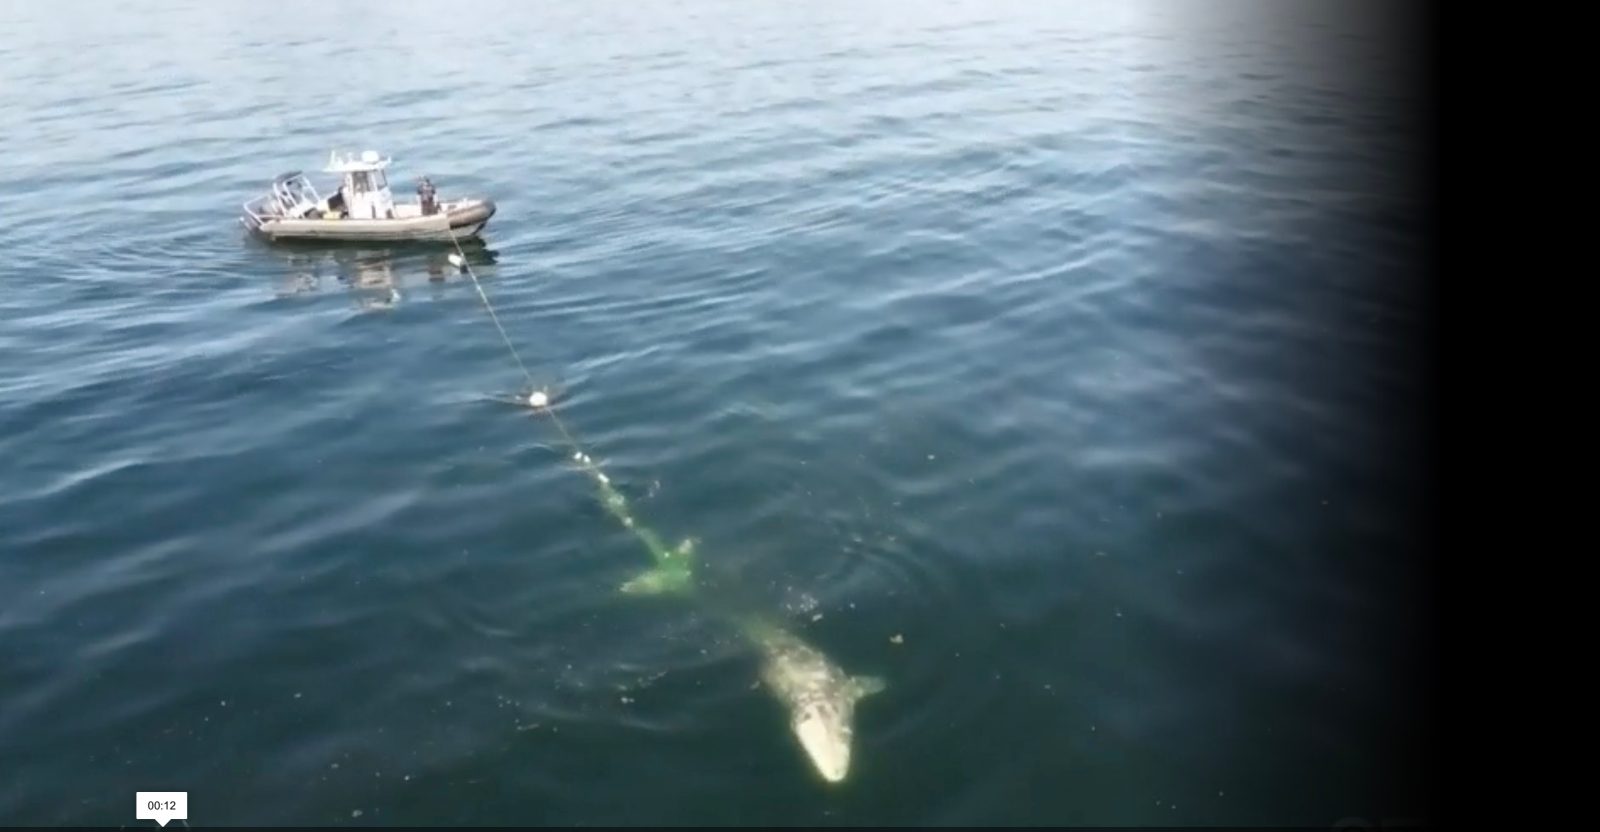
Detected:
left=619, top=564, right=693, bottom=596
left=852, top=675, right=887, bottom=699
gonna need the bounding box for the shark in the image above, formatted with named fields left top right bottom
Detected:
left=571, top=449, right=885, bottom=783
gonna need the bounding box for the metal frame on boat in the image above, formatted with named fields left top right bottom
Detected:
left=241, top=150, right=495, bottom=242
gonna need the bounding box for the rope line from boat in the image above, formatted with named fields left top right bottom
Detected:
left=441, top=226, right=580, bottom=448
left=441, top=226, right=672, bottom=560
left=445, top=230, right=537, bottom=389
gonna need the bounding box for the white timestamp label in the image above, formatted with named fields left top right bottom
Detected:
left=137, top=791, right=187, bottom=826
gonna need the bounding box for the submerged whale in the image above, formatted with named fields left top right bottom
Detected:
left=585, top=456, right=884, bottom=783
left=743, top=615, right=885, bottom=782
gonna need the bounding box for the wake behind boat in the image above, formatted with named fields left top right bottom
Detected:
left=242, top=150, right=495, bottom=243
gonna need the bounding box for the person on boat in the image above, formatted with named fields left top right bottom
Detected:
left=326, top=186, right=347, bottom=218
left=418, top=177, right=438, bottom=216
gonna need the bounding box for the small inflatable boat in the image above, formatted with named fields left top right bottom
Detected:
left=242, top=150, right=495, bottom=243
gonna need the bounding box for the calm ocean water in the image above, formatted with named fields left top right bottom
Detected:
left=0, top=0, right=1433, bottom=825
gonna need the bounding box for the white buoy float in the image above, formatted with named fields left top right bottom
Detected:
left=448, top=253, right=466, bottom=271
left=527, top=390, right=549, bottom=408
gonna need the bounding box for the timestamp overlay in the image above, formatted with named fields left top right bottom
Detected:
left=137, top=792, right=187, bottom=827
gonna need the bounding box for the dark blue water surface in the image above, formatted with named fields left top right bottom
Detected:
left=0, top=0, right=1434, bottom=825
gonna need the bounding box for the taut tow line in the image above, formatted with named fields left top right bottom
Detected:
left=443, top=229, right=681, bottom=562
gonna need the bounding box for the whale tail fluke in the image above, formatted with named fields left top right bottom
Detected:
left=618, top=537, right=697, bottom=595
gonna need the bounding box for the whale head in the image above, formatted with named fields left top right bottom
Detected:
left=793, top=695, right=854, bottom=782
left=748, top=618, right=887, bottom=784
left=761, top=634, right=888, bottom=784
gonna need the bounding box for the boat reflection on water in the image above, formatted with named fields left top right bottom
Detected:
left=257, top=237, right=499, bottom=311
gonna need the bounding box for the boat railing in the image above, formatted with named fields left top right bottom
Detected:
left=241, top=194, right=274, bottom=228
left=242, top=174, right=323, bottom=228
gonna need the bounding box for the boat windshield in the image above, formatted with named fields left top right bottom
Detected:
left=347, top=170, right=388, bottom=193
